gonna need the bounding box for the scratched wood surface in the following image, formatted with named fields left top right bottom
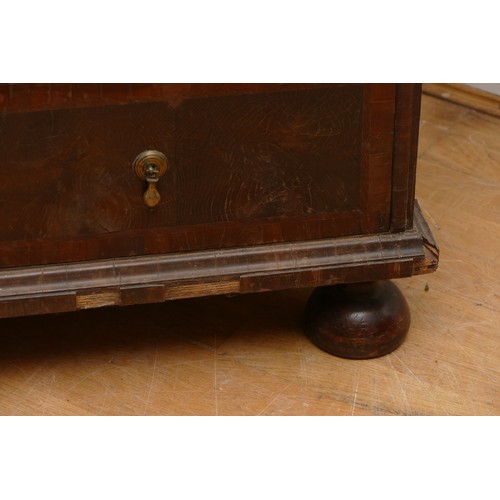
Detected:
left=175, top=86, right=364, bottom=223
left=0, top=84, right=397, bottom=268
left=0, top=93, right=498, bottom=415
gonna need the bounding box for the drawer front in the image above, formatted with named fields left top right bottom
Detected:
left=176, top=86, right=363, bottom=222
left=0, top=84, right=396, bottom=268
left=0, top=102, right=175, bottom=240
left=1, top=102, right=181, bottom=267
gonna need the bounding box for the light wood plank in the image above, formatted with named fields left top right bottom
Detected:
left=423, top=83, right=500, bottom=118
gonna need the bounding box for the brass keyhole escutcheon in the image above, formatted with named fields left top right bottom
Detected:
left=132, top=150, right=169, bottom=209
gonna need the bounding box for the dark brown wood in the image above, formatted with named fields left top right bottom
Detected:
left=304, top=281, right=411, bottom=359
left=0, top=84, right=396, bottom=268
left=391, top=84, right=422, bottom=231
left=0, top=101, right=176, bottom=246
left=0, top=84, right=345, bottom=115
left=176, top=86, right=364, bottom=223
left=0, top=83, right=438, bottom=359
left=0, top=212, right=366, bottom=268
left=0, top=204, right=437, bottom=319
left=359, top=84, right=396, bottom=232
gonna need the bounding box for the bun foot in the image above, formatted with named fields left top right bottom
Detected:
left=304, top=281, right=411, bottom=359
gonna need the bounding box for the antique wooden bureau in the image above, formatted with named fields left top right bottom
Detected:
left=0, top=84, right=438, bottom=359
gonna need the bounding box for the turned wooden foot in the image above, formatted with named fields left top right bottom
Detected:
left=304, top=281, right=411, bottom=359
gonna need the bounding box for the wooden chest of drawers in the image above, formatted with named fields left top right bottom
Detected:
left=0, top=83, right=438, bottom=358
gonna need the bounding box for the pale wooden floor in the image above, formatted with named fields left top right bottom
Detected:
left=0, top=94, right=498, bottom=415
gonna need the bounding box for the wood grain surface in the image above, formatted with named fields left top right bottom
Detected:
left=1, top=93, right=495, bottom=415
left=0, top=101, right=176, bottom=241
left=0, top=212, right=435, bottom=319
left=176, top=86, right=364, bottom=222
left=423, top=83, right=500, bottom=119
left=0, top=84, right=401, bottom=268
left=0, top=84, right=345, bottom=115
